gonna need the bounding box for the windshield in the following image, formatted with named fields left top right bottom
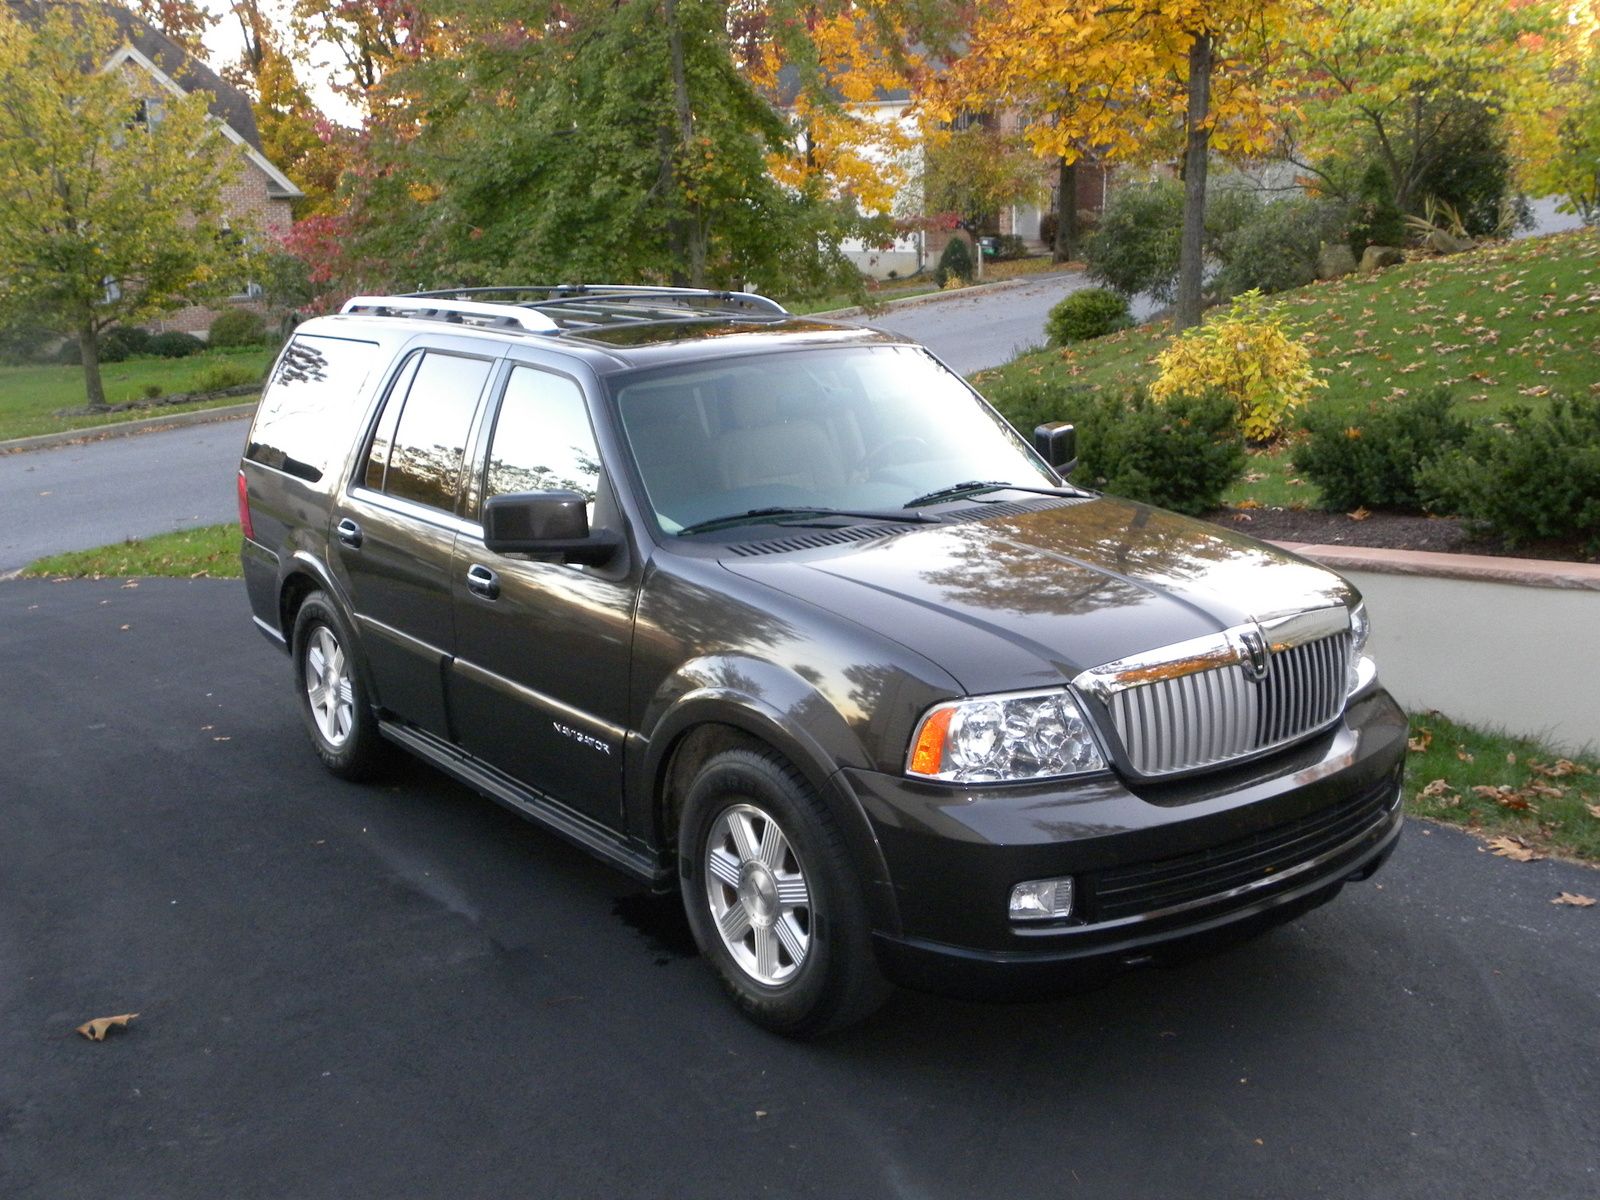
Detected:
left=611, top=345, right=1059, bottom=535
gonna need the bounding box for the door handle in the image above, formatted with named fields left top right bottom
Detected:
left=466, top=563, right=500, bottom=601
left=335, top=518, right=363, bottom=549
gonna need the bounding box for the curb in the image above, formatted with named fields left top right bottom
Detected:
left=810, top=269, right=1084, bottom=320
left=0, top=399, right=258, bottom=456
left=1273, top=541, right=1600, bottom=592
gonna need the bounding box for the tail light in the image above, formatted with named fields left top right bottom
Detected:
left=237, top=469, right=254, bottom=540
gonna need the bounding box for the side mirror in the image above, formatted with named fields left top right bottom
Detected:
left=482, top=490, right=620, bottom=566
left=1034, top=422, right=1078, bottom=475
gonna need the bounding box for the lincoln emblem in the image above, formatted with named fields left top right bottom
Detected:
left=1239, top=627, right=1271, bottom=681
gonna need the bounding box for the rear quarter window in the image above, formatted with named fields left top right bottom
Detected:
left=246, top=335, right=382, bottom=482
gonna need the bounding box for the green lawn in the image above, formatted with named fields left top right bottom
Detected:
left=1406, top=712, right=1600, bottom=867
left=0, top=347, right=274, bottom=442
left=23, top=523, right=243, bottom=579
left=974, top=228, right=1600, bottom=508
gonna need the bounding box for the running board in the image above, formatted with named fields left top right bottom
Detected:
left=378, top=720, right=673, bottom=888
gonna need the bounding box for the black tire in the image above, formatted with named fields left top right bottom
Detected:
left=290, top=591, right=389, bottom=781
left=678, top=747, right=890, bottom=1037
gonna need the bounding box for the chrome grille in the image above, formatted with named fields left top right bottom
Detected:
left=1097, top=629, right=1351, bottom=778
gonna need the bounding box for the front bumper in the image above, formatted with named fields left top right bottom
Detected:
left=842, top=687, right=1408, bottom=997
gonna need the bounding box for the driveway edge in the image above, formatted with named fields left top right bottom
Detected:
left=810, top=270, right=1080, bottom=320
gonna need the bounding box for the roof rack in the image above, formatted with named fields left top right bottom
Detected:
left=339, top=295, right=560, bottom=334
left=403, top=284, right=790, bottom=318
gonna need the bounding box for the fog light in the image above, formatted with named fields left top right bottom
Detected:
left=1009, top=877, right=1074, bottom=921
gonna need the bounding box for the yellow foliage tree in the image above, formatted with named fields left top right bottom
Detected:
left=932, top=0, right=1303, bottom=327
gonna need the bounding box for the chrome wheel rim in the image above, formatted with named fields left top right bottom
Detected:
left=705, top=803, right=812, bottom=987
left=304, top=625, right=354, bottom=749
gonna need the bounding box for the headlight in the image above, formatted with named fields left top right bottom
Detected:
left=907, top=689, right=1106, bottom=783
left=1346, top=602, right=1374, bottom=695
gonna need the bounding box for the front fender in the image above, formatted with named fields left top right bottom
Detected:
left=628, top=657, right=901, bottom=936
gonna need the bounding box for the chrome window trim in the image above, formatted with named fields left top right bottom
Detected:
left=346, top=485, right=485, bottom=539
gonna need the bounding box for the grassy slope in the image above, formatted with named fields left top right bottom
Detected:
left=974, top=228, right=1600, bottom=508
left=23, top=523, right=243, bottom=580
left=0, top=347, right=274, bottom=442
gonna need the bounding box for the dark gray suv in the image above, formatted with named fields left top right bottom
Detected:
left=238, top=286, right=1405, bottom=1035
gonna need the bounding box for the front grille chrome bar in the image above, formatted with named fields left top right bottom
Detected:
left=1072, top=607, right=1354, bottom=778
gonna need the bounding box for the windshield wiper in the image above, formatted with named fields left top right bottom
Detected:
left=905, top=480, right=1089, bottom=508
left=677, top=506, right=938, bottom=536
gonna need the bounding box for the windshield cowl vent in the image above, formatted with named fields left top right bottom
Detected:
left=724, top=497, right=1089, bottom=557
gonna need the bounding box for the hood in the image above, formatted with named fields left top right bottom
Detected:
left=723, top=497, right=1355, bottom=695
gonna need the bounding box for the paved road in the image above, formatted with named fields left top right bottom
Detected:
left=0, top=279, right=1118, bottom=570
left=3, top=577, right=1597, bottom=1200
left=858, top=271, right=1159, bottom=375
left=0, top=417, right=245, bottom=571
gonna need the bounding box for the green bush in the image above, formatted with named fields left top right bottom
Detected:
left=1419, top=395, right=1600, bottom=551
left=934, top=236, right=974, bottom=285
left=1348, top=162, right=1407, bottom=256
left=206, top=309, right=268, bottom=349
left=991, top=234, right=1029, bottom=261
left=193, top=361, right=263, bottom=392
left=1294, top=388, right=1470, bottom=512
left=1414, top=104, right=1529, bottom=238
left=1046, top=288, right=1130, bottom=344
left=1203, top=186, right=1263, bottom=253
left=1214, top=199, right=1349, bottom=298
left=55, top=338, right=82, bottom=365
left=988, top=381, right=1245, bottom=515
left=147, top=331, right=205, bottom=358
left=102, top=325, right=152, bottom=360
left=1084, top=180, right=1183, bottom=302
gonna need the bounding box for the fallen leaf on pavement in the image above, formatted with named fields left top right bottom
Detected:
left=1551, top=893, right=1596, bottom=908
left=1486, top=836, right=1544, bottom=863
left=76, top=1013, right=139, bottom=1041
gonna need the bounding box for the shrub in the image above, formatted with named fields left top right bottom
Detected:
left=986, top=381, right=1246, bottom=515
left=1150, top=290, right=1326, bottom=443
left=1046, top=288, right=1130, bottom=344
left=1084, top=179, right=1183, bottom=301
left=193, top=361, right=263, bottom=392
left=207, top=309, right=267, bottom=348
left=992, top=234, right=1029, bottom=261
left=142, top=383, right=163, bottom=400
left=1203, top=185, right=1263, bottom=253
left=1414, top=105, right=1528, bottom=238
left=1418, top=396, right=1600, bottom=551
left=934, top=236, right=974, bottom=286
left=1293, top=388, right=1470, bottom=512
left=1038, top=211, right=1057, bottom=251
left=55, top=338, right=82, bottom=365
left=147, top=331, right=205, bottom=358
left=1213, top=198, right=1349, bottom=298
left=1347, top=162, right=1406, bottom=256
left=102, top=325, right=152, bottom=360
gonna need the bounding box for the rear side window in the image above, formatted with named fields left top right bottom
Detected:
left=246, top=335, right=380, bottom=482
left=362, top=351, right=494, bottom=513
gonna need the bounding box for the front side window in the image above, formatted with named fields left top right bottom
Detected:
left=365, top=351, right=493, bottom=513
left=481, top=367, right=601, bottom=511
left=612, top=345, right=1057, bottom=534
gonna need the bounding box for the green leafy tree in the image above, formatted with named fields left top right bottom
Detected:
left=0, top=5, right=249, bottom=409
left=921, top=119, right=1043, bottom=280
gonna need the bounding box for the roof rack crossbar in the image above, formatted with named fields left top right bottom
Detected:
left=402, top=284, right=790, bottom=317
left=340, top=295, right=560, bottom=334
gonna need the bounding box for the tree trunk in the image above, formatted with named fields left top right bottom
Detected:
left=664, top=0, right=706, bottom=288
left=1054, top=156, right=1079, bottom=263
left=1175, top=31, right=1214, bottom=331
left=79, top=319, right=107, bottom=412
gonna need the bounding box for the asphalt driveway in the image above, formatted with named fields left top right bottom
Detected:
left=2, top=578, right=1596, bottom=1199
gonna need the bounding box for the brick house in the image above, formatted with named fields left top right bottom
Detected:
left=101, top=8, right=303, bottom=334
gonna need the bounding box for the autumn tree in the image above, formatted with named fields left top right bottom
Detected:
left=128, top=0, right=215, bottom=55
left=937, top=0, right=1296, bottom=328
left=1286, top=0, right=1558, bottom=219
left=0, top=4, right=248, bottom=409
left=921, top=119, right=1044, bottom=279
